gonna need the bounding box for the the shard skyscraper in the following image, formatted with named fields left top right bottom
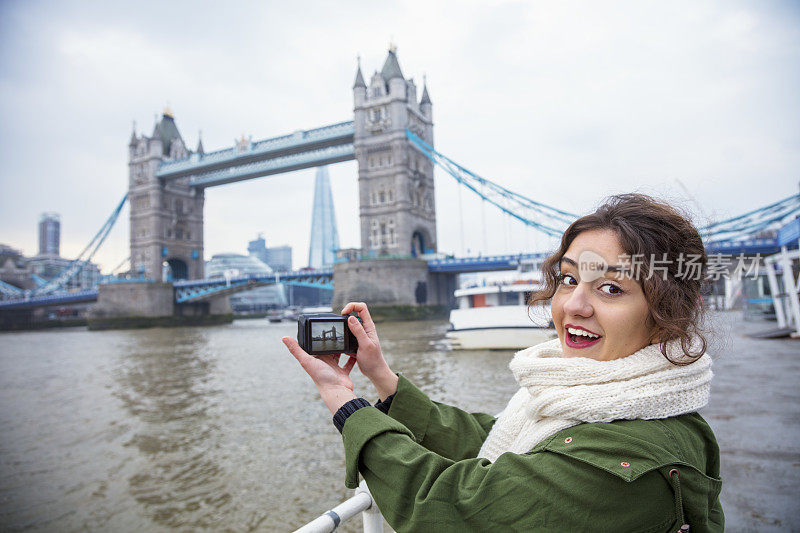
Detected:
left=307, top=166, right=340, bottom=268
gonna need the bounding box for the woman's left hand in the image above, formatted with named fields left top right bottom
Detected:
left=282, top=336, right=358, bottom=415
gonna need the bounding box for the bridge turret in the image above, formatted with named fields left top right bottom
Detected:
left=353, top=57, right=367, bottom=107
left=382, top=45, right=407, bottom=100
left=196, top=131, right=204, bottom=156
left=151, top=108, right=185, bottom=157
left=419, top=78, right=432, bottom=119
left=129, top=122, right=138, bottom=146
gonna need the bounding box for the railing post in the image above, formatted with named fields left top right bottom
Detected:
left=293, top=479, right=383, bottom=533
left=779, top=246, right=800, bottom=336
left=764, top=256, right=786, bottom=328
left=356, top=480, right=383, bottom=533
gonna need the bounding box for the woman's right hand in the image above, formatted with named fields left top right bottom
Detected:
left=341, top=302, right=399, bottom=401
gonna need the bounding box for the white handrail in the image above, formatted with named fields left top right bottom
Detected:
left=294, top=480, right=384, bottom=533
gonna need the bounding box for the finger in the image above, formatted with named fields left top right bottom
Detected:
left=282, top=337, right=316, bottom=369
left=343, top=356, right=357, bottom=374
left=342, top=301, right=367, bottom=316
left=343, top=302, right=377, bottom=336
left=346, top=315, right=371, bottom=346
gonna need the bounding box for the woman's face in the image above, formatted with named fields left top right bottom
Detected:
left=551, top=229, right=654, bottom=361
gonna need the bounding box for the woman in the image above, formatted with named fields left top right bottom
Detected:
left=283, top=194, right=724, bottom=532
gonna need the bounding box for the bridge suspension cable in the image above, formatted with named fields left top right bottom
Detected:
left=0, top=279, right=23, bottom=299
left=407, top=128, right=799, bottom=249
left=34, top=194, right=128, bottom=296
left=110, top=256, right=131, bottom=275
left=700, top=193, right=800, bottom=243
left=405, top=130, right=577, bottom=239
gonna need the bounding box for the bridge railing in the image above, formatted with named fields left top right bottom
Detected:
left=174, top=269, right=334, bottom=287
left=334, top=252, right=418, bottom=263
left=294, top=480, right=384, bottom=533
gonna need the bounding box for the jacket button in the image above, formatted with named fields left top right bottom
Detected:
left=564, top=437, right=573, bottom=444
left=620, top=461, right=631, bottom=467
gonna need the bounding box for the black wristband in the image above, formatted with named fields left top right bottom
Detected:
left=374, top=393, right=396, bottom=414
left=333, top=398, right=371, bottom=433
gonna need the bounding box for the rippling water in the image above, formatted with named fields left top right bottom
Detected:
left=0, top=319, right=520, bottom=532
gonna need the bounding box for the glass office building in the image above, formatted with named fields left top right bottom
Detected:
left=38, top=213, right=60, bottom=256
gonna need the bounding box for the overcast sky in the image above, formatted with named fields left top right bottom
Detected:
left=1, top=0, right=798, bottom=273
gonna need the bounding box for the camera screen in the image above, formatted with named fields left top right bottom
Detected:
left=310, top=320, right=345, bottom=352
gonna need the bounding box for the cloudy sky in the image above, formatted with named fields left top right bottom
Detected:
left=1, top=0, right=798, bottom=273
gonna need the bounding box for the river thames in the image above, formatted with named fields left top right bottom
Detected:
left=0, top=312, right=797, bottom=532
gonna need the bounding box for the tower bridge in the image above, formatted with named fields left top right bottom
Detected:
left=128, top=46, right=435, bottom=289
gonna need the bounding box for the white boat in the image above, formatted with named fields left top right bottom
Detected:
left=446, top=265, right=556, bottom=350
left=300, top=306, right=333, bottom=314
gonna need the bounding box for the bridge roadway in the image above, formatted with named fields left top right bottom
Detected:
left=0, top=253, right=550, bottom=310
left=156, top=121, right=355, bottom=188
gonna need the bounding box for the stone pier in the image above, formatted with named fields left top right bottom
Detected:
left=332, top=258, right=455, bottom=320
left=87, top=281, right=232, bottom=330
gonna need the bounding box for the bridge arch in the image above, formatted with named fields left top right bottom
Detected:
left=411, top=228, right=432, bottom=257
left=163, top=258, right=188, bottom=281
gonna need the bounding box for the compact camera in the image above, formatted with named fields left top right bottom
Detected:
left=297, top=313, right=360, bottom=355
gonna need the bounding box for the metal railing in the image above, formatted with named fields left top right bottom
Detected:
left=294, top=480, right=384, bottom=533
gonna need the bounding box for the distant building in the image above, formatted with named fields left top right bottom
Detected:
left=248, top=234, right=292, bottom=272
left=205, top=253, right=286, bottom=312
left=265, top=245, right=292, bottom=272
left=0, top=244, right=32, bottom=290
left=27, top=255, right=102, bottom=291
left=247, top=235, right=269, bottom=264
left=0, top=244, right=24, bottom=263
left=33, top=212, right=101, bottom=290
left=307, top=166, right=340, bottom=268
left=0, top=241, right=100, bottom=292
left=38, top=213, right=60, bottom=256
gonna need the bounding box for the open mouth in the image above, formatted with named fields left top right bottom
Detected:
left=565, top=325, right=602, bottom=349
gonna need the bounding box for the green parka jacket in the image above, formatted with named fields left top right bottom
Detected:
left=341, top=374, right=724, bottom=532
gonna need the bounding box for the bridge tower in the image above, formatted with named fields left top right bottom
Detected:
left=128, top=110, right=204, bottom=281
left=353, top=45, right=437, bottom=257
left=333, top=47, right=451, bottom=310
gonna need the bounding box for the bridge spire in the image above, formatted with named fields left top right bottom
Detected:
left=381, top=44, right=403, bottom=81
left=129, top=121, right=138, bottom=147
left=353, top=54, right=366, bottom=88
left=420, top=75, right=432, bottom=105
left=196, top=130, right=204, bottom=155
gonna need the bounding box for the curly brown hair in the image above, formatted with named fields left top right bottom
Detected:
left=531, top=193, right=707, bottom=364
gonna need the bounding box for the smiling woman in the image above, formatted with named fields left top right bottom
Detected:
left=282, top=194, right=723, bottom=532
left=534, top=193, right=709, bottom=363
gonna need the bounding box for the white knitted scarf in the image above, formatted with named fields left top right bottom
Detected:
left=477, top=338, right=713, bottom=463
